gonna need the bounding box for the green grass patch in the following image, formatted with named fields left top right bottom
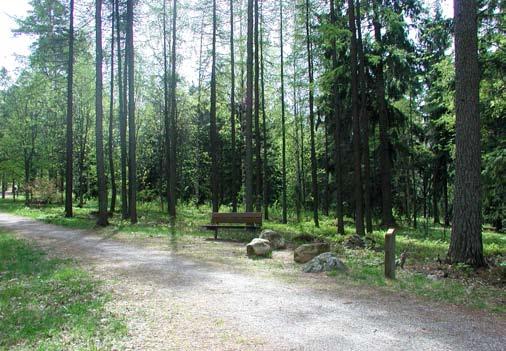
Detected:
left=0, top=230, right=125, bottom=350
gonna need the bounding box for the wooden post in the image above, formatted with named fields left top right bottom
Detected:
left=384, top=228, right=396, bottom=279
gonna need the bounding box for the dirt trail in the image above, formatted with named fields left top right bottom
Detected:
left=0, top=212, right=504, bottom=351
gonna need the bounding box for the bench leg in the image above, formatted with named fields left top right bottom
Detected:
left=214, top=228, right=218, bottom=240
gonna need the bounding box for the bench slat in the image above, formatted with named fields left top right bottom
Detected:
left=211, top=212, right=262, bottom=225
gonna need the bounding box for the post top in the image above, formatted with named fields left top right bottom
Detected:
left=386, top=228, right=396, bottom=236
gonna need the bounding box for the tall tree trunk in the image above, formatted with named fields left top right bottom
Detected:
left=12, top=179, right=16, bottom=202
left=230, top=0, right=238, bottom=212
left=65, top=0, right=74, bottom=217
left=448, top=0, right=484, bottom=267
left=163, top=0, right=169, bottom=211
left=432, top=164, right=440, bottom=224
left=348, top=0, right=365, bottom=236
left=244, top=0, right=254, bottom=212
left=254, top=0, right=262, bottom=212
left=323, top=113, right=330, bottom=217
left=330, top=0, right=344, bottom=235
left=356, top=0, right=372, bottom=233
left=372, top=1, right=394, bottom=227
left=293, top=50, right=302, bottom=222
left=108, top=0, right=117, bottom=214
left=260, top=5, right=268, bottom=220
left=116, top=0, right=128, bottom=219
left=210, top=0, right=219, bottom=213
left=126, top=0, right=137, bottom=223
left=168, top=0, right=177, bottom=220
left=443, top=161, right=450, bottom=226
left=1, top=174, right=5, bottom=199
left=279, top=0, right=287, bottom=223
left=305, top=0, right=319, bottom=227
left=95, top=0, right=108, bottom=226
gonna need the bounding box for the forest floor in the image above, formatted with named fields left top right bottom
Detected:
left=0, top=211, right=505, bottom=350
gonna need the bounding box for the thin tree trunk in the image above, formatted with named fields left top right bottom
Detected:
left=305, top=0, right=319, bottom=227
left=323, top=113, right=330, bottom=217
left=260, top=5, right=268, bottom=220
left=293, top=51, right=302, bottom=223
left=95, top=0, right=108, bottom=226
left=230, top=0, right=238, bottom=212
left=168, top=0, right=177, bottom=220
left=373, top=1, right=394, bottom=226
left=12, top=179, right=16, bottom=202
left=330, top=0, right=344, bottom=235
left=108, top=0, right=117, bottom=214
left=1, top=174, right=5, bottom=199
left=244, top=0, right=254, bottom=212
left=65, top=0, right=74, bottom=217
left=254, top=0, right=262, bottom=212
left=163, top=0, right=169, bottom=211
left=348, top=0, right=365, bottom=236
left=279, top=0, right=287, bottom=223
left=116, top=0, right=128, bottom=219
left=210, top=0, right=219, bottom=213
left=449, top=0, right=484, bottom=267
left=356, top=0, right=372, bottom=233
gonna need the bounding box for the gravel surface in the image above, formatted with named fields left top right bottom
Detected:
left=0, top=212, right=504, bottom=351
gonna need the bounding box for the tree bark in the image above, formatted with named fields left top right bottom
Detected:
left=244, top=0, right=254, bottom=212
left=254, top=0, right=262, bottom=212
left=260, top=4, right=268, bottom=220
left=330, top=0, right=344, bottom=235
left=95, top=0, right=108, bottom=226
left=65, top=0, right=74, bottom=217
left=126, top=0, right=137, bottom=224
left=108, top=0, right=117, bottom=214
left=230, top=0, right=238, bottom=212
left=305, top=0, right=319, bottom=227
left=116, top=0, right=128, bottom=219
left=348, top=0, right=365, bottom=236
left=448, top=0, right=485, bottom=267
left=210, top=0, right=219, bottom=213
left=279, top=0, right=287, bottom=223
left=168, top=0, right=177, bottom=220
left=373, top=1, right=394, bottom=227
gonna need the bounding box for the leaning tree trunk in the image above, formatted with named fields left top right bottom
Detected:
left=448, top=0, right=485, bottom=267
left=95, top=0, right=108, bottom=226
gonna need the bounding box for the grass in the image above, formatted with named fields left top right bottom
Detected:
left=0, top=229, right=125, bottom=350
left=0, top=197, right=504, bottom=314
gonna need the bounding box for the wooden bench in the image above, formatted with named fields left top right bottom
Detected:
left=204, top=212, right=262, bottom=239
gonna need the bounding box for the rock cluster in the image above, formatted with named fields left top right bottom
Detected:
left=302, top=252, right=347, bottom=273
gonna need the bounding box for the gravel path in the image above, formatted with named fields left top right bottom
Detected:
left=0, top=212, right=504, bottom=351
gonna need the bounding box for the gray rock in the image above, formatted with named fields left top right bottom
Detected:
left=259, top=229, right=286, bottom=250
left=303, top=252, right=347, bottom=273
left=294, top=243, right=330, bottom=263
left=344, top=235, right=365, bottom=249
left=246, top=238, right=272, bottom=257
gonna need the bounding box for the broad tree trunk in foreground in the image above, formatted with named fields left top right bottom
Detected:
left=448, top=0, right=485, bottom=267
left=230, top=0, right=238, bottom=212
left=168, top=0, right=177, bottom=220
left=95, top=0, right=108, bottom=226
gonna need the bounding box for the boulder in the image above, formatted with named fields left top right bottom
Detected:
left=294, top=242, right=330, bottom=263
left=246, top=238, right=272, bottom=257
left=303, top=252, right=347, bottom=273
left=344, top=235, right=365, bottom=249
left=259, top=229, right=286, bottom=249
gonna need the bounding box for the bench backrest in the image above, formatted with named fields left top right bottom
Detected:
left=211, top=212, right=262, bottom=226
